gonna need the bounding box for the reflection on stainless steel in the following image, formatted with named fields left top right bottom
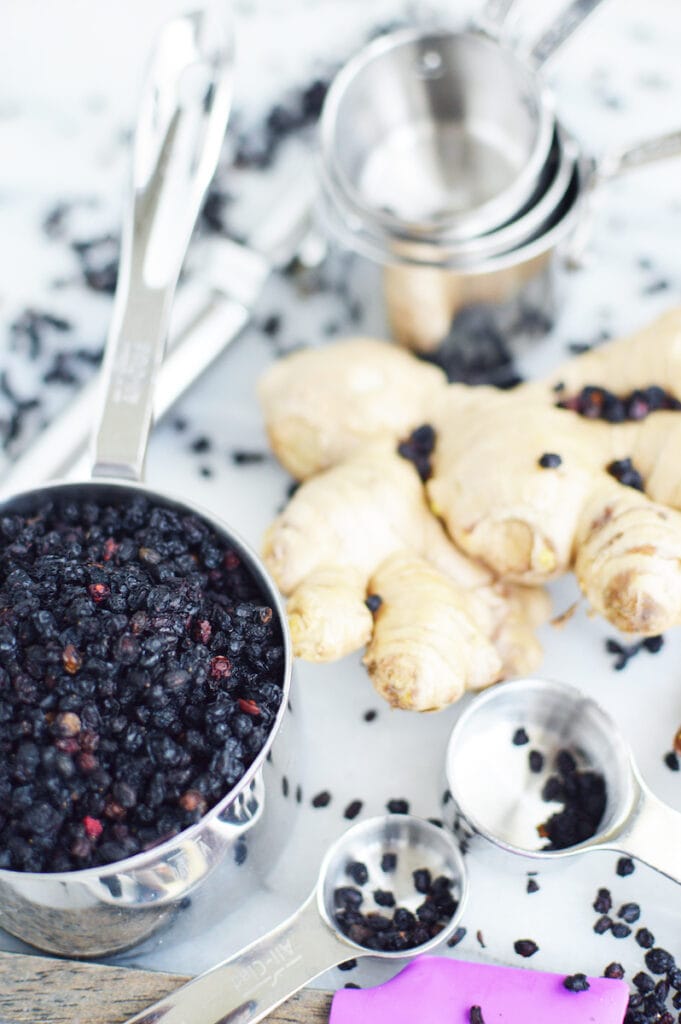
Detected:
left=123, top=816, right=468, bottom=1024
left=319, top=27, right=554, bottom=241
left=443, top=677, right=681, bottom=886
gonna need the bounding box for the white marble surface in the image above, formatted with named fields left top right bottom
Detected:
left=3, top=0, right=681, bottom=1013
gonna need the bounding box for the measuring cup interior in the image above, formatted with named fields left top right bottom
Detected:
left=321, top=28, right=552, bottom=235
left=318, top=814, right=467, bottom=955
left=446, top=678, right=636, bottom=856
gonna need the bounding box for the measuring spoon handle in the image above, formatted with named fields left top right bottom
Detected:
left=613, top=782, right=681, bottom=886
left=123, top=893, right=353, bottom=1024
left=530, top=0, right=607, bottom=68
left=91, top=9, right=233, bottom=482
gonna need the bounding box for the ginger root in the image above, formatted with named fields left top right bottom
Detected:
left=259, top=308, right=681, bottom=707
left=262, top=441, right=549, bottom=710
left=257, top=338, right=446, bottom=479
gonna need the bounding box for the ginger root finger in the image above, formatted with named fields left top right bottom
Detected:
left=262, top=441, right=490, bottom=597
left=575, top=481, right=681, bottom=635
left=287, top=565, right=373, bottom=661
left=257, top=338, right=447, bottom=480
left=364, top=552, right=503, bottom=711
left=429, top=394, right=606, bottom=581
left=484, top=583, right=551, bottom=678
left=534, top=308, right=681, bottom=401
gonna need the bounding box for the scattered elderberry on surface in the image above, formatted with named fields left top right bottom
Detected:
left=386, top=798, right=409, bottom=814
left=617, top=857, right=635, bottom=877
left=604, top=963, right=625, bottom=980
left=344, top=800, right=363, bottom=820
left=611, top=923, right=631, bottom=939
left=512, top=727, right=529, bottom=746
left=469, top=1006, right=485, bottom=1023
left=514, top=939, right=539, bottom=958
left=365, top=594, right=382, bottom=613
left=645, top=948, right=675, bottom=975
left=667, top=967, right=681, bottom=990
left=664, top=751, right=679, bottom=771
left=538, top=452, right=562, bottom=468
left=630, top=966, right=655, bottom=991
left=420, top=306, right=523, bottom=388
left=0, top=494, right=284, bottom=872
left=526, top=878, right=540, bottom=894
left=605, top=635, right=664, bottom=671
left=528, top=749, right=544, bottom=773
left=594, top=915, right=612, bottom=934
left=447, top=926, right=467, bottom=948
left=312, top=790, right=331, bottom=808
left=564, top=974, right=590, bottom=992
left=618, top=902, right=641, bottom=923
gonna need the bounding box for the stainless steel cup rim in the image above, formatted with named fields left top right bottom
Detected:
left=319, top=25, right=556, bottom=242
left=0, top=477, right=293, bottom=887
left=439, top=126, right=579, bottom=263
left=444, top=677, right=637, bottom=860
left=318, top=147, right=584, bottom=272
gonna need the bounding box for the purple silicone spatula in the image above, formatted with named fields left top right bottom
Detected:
left=330, top=956, right=629, bottom=1024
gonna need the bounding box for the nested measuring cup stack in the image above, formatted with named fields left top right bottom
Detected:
left=318, top=0, right=681, bottom=353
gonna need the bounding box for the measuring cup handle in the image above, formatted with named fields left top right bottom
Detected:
left=91, top=9, right=233, bottom=482
left=612, top=782, right=681, bottom=886
left=529, top=0, right=607, bottom=68
left=123, top=893, right=353, bottom=1024
left=599, top=129, right=681, bottom=180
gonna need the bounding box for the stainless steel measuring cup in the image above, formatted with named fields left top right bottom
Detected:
left=123, top=815, right=467, bottom=1024
left=320, top=123, right=681, bottom=353
left=319, top=1, right=608, bottom=245
left=0, top=9, right=293, bottom=959
left=445, top=677, right=681, bottom=882
left=319, top=26, right=555, bottom=242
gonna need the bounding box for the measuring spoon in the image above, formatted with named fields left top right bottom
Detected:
left=123, top=815, right=467, bottom=1024
left=446, top=677, right=681, bottom=881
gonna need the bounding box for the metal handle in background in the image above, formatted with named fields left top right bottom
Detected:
left=565, top=126, right=681, bottom=268
left=600, top=128, right=681, bottom=180
left=124, top=893, right=354, bottom=1024
left=612, top=782, right=681, bottom=887
left=479, top=0, right=518, bottom=31
left=529, top=0, right=608, bottom=68
left=0, top=282, right=248, bottom=500
left=92, top=8, right=233, bottom=482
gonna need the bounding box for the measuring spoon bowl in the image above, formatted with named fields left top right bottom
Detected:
left=124, top=814, right=468, bottom=1024
left=445, top=678, right=681, bottom=885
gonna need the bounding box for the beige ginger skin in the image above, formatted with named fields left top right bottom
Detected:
left=259, top=308, right=681, bottom=708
